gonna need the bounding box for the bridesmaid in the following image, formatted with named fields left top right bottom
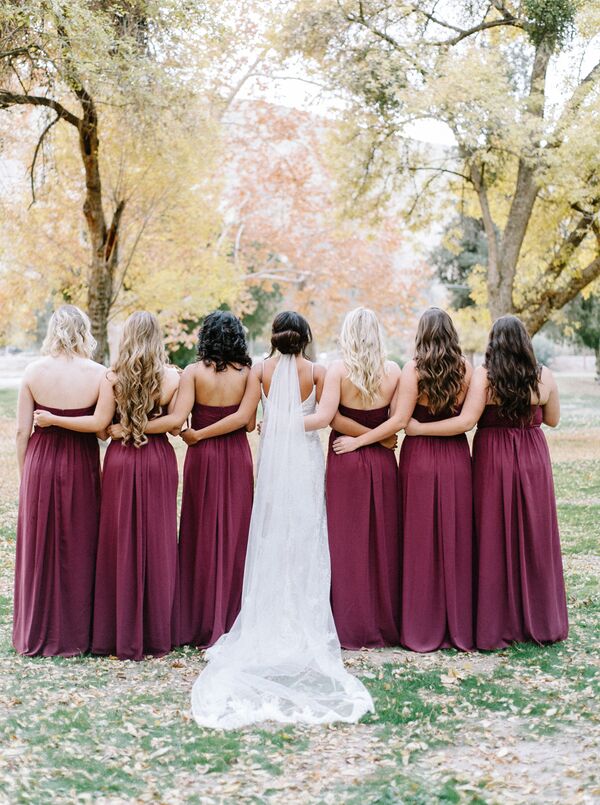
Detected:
left=144, top=311, right=255, bottom=648
left=169, top=310, right=323, bottom=444
left=14, top=305, right=104, bottom=656
left=303, top=307, right=401, bottom=649
left=35, top=311, right=180, bottom=660
left=406, top=315, right=568, bottom=648
left=335, top=307, right=474, bottom=652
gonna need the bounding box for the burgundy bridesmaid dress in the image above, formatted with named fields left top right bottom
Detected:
left=473, top=405, right=568, bottom=649
left=178, top=403, right=253, bottom=648
left=326, top=404, right=401, bottom=649
left=13, top=404, right=101, bottom=656
left=399, top=404, right=474, bottom=652
left=92, top=421, right=178, bottom=661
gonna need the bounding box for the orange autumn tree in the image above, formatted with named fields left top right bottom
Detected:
left=223, top=101, right=426, bottom=345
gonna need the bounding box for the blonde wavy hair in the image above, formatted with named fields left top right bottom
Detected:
left=113, top=311, right=166, bottom=448
left=339, top=307, right=387, bottom=404
left=41, top=305, right=96, bottom=359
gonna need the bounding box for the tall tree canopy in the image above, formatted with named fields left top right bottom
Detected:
left=0, top=0, right=258, bottom=359
left=222, top=101, right=424, bottom=341
left=281, top=0, right=600, bottom=333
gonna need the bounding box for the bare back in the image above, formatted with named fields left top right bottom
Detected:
left=24, top=356, right=105, bottom=409
left=260, top=355, right=325, bottom=402
left=339, top=360, right=400, bottom=410
left=191, top=361, right=251, bottom=407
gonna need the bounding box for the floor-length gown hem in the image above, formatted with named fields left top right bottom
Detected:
left=190, top=355, right=374, bottom=728
left=13, top=403, right=100, bottom=658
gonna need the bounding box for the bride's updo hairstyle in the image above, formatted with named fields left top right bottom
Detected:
left=197, top=311, right=252, bottom=372
left=340, top=307, right=387, bottom=405
left=484, top=315, right=540, bottom=423
left=41, top=304, right=96, bottom=359
left=414, top=307, right=466, bottom=414
left=113, top=311, right=166, bottom=448
left=269, top=311, right=312, bottom=357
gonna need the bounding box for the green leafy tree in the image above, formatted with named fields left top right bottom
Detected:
left=282, top=0, right=600, bottom=333
left=564, top=292, right=600, bottom=380
left=0, top=0, right=265, bottom=360
left=431, top=216, right=488, bottom=309
left=241, top=283, right=284, bottom=348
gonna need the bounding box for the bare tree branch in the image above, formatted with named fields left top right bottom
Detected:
left=342, top=2, right=405, bottom=51
left=520, top=253, right=600, bottom=333
left=104, top=199, right=126, bottom=264
left=219, top=48, right=270, bottom=118
left=28, top=113, right=61, bottom=205
left=0, top=89, right=81, bottom=127
left=409, top=4, right=522, bottom=46
left=544, top=200, right=600, bottom=279
left=407, top=165, right=470, bottom=181
left=549, top=59, right=600, bottom=147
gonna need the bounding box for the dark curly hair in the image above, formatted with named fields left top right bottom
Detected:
left=414, top=307, right=466, bottom=414
left=484, top=315, right=540, bottom=422
left=269, top=311, right=312, bottom=357
left=196, top=311, right=252, bottom=372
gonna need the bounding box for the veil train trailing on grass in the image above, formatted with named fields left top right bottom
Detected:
left=191, top=352, right=373, bottom=728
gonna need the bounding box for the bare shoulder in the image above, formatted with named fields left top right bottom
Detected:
left=254, top=355, right=274, bottom=377
left=472, top=364, right=488, bottom=385
left=164, top=365, right=180, bottom=385
left=463, top=358, right=474, bottom=381
left=23, top=356, right=51, bottom=378
left=181, top=361, right=200, bottom=379
left=312, top=362, right=326, bottom=380
left=85, top=358, right=106, bottom=374
left=385, top=360, right=402, bottom=378
left=401, top=359, right=417, bottom=375
left=539, top=365, right=556, bottom=389
left=22, top=358, right=44, bottom=381
left=325, top=359, right=345, bottom=377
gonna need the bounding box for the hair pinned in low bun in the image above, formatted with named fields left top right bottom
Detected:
left=269, top=311, right=312, bottom=357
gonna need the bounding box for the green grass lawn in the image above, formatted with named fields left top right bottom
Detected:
left=0, top=376, right=598, bottom=803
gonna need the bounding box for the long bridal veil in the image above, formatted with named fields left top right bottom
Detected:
left=191, top=353, right=374, bottom=729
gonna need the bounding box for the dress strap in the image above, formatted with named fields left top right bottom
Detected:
left=259, top=357, right=267, bottom=394
left=311, top=361, right=315, bottom=384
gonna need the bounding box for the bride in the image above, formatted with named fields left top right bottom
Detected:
left=190, top=311, right=374, bottom=729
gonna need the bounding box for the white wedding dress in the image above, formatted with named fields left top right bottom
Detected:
left=191, top=353, right=374, bottom=729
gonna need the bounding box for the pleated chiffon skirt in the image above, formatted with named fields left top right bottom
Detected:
left=326, top=404, right=401, bottom=649
left=92, top=433, right=178, bottom=660
left=178, top=403, right=253, bottom=648
left=398, top=404, right=474, bottom=652
left=13, top=405, right=101, bottom=657
left=473, top=405, right=568, bottom=649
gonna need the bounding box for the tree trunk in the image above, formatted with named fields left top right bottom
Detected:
left=475, top=42, right=552, bottom=326
left=77, top=94, right=124, bottom=364
left=87, top=252, right=113, bottom=364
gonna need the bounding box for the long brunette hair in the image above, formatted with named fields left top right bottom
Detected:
left=113, top=311, right=166, bottom=448
left=484, top=315, right=540, bottom=422
left=414, top=307, right=466, bottom=414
